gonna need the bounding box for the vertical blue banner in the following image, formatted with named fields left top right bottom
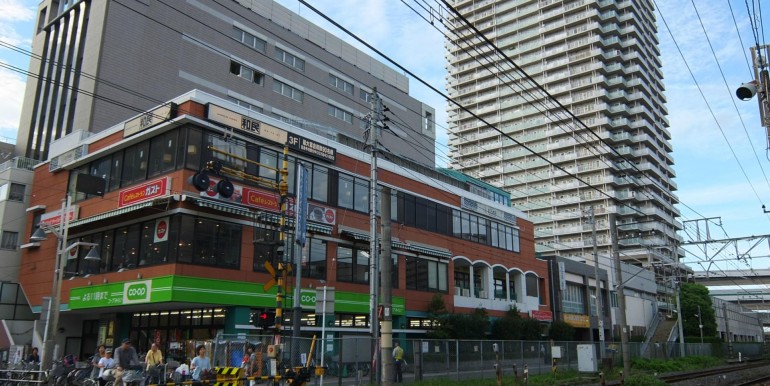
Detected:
left=295, top=163, right=309, bottom=247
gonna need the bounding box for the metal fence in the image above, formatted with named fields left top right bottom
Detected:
left=208, top=335, right=766, bottom=384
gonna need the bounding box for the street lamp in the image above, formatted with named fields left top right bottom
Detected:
left=695, top=305, right=704, bottom=344
left=30, top=195, right=100, bottom=371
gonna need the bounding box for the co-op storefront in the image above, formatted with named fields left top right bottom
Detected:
left=62, top=275, right=404, bottom=361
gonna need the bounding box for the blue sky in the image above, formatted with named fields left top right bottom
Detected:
left=2, top=0, right=770, bottom=277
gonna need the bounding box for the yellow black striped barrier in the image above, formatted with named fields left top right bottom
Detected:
left=147, top=366, right=325, bottom=386
left=213, top=367, right=242, bottom=377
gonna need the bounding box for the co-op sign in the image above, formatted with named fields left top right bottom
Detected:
left=123, top=280, right=152, bottom=304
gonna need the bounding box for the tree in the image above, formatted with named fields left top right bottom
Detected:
left=548, top=320, right=575, bottom=341
left=680, top=283, right=717, bottom=338
left=426, top=302, right=490, bottom=340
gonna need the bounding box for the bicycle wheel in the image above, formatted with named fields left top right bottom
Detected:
left=81, top=379, right=97, bottom=386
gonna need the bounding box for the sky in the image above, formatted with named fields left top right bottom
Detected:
left=1, top=0, right=770, bottom=278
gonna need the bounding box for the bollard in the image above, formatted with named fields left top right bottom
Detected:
left=523, top=364, right=528, bottom=386
left=619, top=370, right=624, bottom=386
left=739, top=352, right=742, bottom=363
left=513, top=363, right=518, bottom=386
left=600, top=371, right=605, bottom=386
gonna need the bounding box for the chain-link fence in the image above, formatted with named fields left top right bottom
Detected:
left=208, top=335, right=766, bottom=384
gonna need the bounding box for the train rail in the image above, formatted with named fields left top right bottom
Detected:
left=658, top=361, right=769, bottom=383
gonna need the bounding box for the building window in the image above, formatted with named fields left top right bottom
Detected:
left=328, top=104, right=353, bottom=124
left=272, top=80, right=304, bottom=102
left=226, top=96, right=263, bottom=113
left=329, top=74, right=353, bottom=94
left=525, top=273, right=539, bottom=298
left=311, top=165, right=329, bottom=203
left=304, top=238, right=327, bottom=279
left=8, top=183, right=25, bottom=201
left=232, top=26, right=266, bottom=52
left=230, top=61, right=264, bottom=84
left=253, top=228, right=279, bottom=272
left=563, top=283, right=585, bottom=314
left=337, top=173, right=368, bottom=212
left=359, top=89, right=372, bottom=102
left=121, top=142, right=149, bottom=186
left=336, top=246, right=369, bottom=284
left=0, top=231, right=19, bottom=249
left=148, top=130, right=178, bottom=177
left=275, top=47, right=305, bottom=71
left=406, top=256, right=448, bottom=292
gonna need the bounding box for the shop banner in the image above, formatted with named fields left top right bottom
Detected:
left=69, top=275, right=405, bottom=315
left=119, top=177, right=169, bottom=207
left=530, top=310, right=553, bottom=321
left=563, top=313, right=591, bottom=328
left=154, top=217, right=169, bottom=243
left=40, top=205, right=79, bottom=227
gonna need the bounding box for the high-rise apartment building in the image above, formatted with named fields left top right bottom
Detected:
left=446, top=0, right=681, bottom=269
left=17, top=0, right=436, bottom=165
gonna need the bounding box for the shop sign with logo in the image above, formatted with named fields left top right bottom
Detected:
left=123, top=103, right=176, bottom=138
left=154, top=217, right=169, bottom=243
left=123, top=280, right=152, bottom=304
left=530, top=310, right=553, bottom=321
left=206, top=104, right=288, bottom=144
left=118, top=177, right=169, bottom=207
left=563, top=313, right=591, bottom=328
left=308, top=203, right=336, bottom=225
left=287, top=133, right=336, bottom=162
left=461, top=197, right=517, bottom=224
left=39, top=205, right=79, bottom=227
left=199, top=176, right=281, bottom=213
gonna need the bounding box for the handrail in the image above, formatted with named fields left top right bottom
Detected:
left=640, top=314, right=663, bottom=355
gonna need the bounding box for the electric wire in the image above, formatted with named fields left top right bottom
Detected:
left=730, top=0, right=757, bottom=76
left=689, top=0, right=770, bottom=194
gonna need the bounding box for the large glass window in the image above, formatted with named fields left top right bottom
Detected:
left=122, top=142, right=149, bottom=186
left=336, top=246, right=369, bottom=284
left=253, top=227, right=279, bottom=272
left=113, top=224, right=141, bottom=270
left=139, top=220, right=169, bottom=266
left=311, top=165, right=329, bottom=203
left=337, top=173, right=369, bottom=212
left=230, top=61, right=264, bottom=84
left=148, top=130, right=178, bottom=176
left=304, top=238, right=327, bottom=279
left=525, top=273, right=539, bottom=298
left=563, top=283, right=585, bottom=314
left=406, top=256, right=448, bottom=292
left=8, top=183, right=24, bottom=201
left=192, top=217, right=241, bottom=268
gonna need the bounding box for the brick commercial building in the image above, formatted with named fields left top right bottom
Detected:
left=19, top=91, right=549, bottom=361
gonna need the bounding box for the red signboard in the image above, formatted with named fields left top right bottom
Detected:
left=530, top=310, right=553, bottom=322
left=119, top=177, right=169, bottom=207
left=40, top=205, right=79, bottom=227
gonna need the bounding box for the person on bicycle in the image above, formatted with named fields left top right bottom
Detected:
left=145, top=343, right=163, bottom=385
left=114, top=339, right=140, bottom=386
left=27, top=347, right=40, bottom=363
left=97, top=350, right=115, bottom=386
left=190, top=345, right=211, bottom=385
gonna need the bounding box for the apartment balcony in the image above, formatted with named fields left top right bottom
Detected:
left=0, top=157, right=39, bottom=173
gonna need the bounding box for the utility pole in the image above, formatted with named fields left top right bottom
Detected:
left=610, top=214, right=630, bottom=377
left=380, top=186, right=393, bottom=386
left=697, top=305, right=704, bottom=345
left=588, top=206, right=605, bottom=362
left=275, top=146, right=290, bottom=348
left=291, top=163, right=309, bottom=367
left=368, top=88, right=383, bottom=383
left=675, top=278, right=685, bottom=357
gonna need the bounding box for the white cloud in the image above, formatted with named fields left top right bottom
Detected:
left=0, top=64, right=25, bottom=136
left=0, top=0, right=34, bottom=22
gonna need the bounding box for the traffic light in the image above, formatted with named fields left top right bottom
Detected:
left=251, top=310, right=276, bottom=329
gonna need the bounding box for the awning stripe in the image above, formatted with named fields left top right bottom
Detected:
left=339, top=230, right=450, bottom=258
left=195, top=198, right=332, bottom=235
left=69, top=199, right=158, bottom=227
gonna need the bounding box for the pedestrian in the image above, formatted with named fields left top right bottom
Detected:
left=392, top=342, right=404, bottom=383
left=27, top=347, right=40, bottom=363
left=114, top=338, right=140, bottom=386
left=145, top=343, right=164, bottom=384
left=97, top=349, right=116, bottom=386
left=92, top=345, right=106, bottom=379
left=190, top=345, right=211, bottom=385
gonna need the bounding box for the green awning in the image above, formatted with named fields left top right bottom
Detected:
left=195, top=198, right=257, bottom=217
left=257, top=211, right=333, bottom=235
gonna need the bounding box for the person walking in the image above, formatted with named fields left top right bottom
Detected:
left=114, top=339, right=140, bottom=386
left=392, top=341, right=404, bottom=383
left=190, top=345, right=211, bottom=385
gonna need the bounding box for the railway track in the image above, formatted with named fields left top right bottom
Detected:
left=734, top=374, right=770, bottom=386
left=657, top=361, right=769, bottom=384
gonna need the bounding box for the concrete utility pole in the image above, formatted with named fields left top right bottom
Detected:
left=380, top=186, right=394, bottom=386
left=675, top=278, right=685, bottom=357
left=588, top=206, right=605, bottom=361
left=368, top=88, right=383, bottom=382
left=610, top=214, right=630, bottom=377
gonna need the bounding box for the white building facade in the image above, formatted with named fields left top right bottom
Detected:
left=446, top=0, right=681, bottom=270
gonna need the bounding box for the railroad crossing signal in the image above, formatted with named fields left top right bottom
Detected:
left=251, top=310, right=276, bottom=329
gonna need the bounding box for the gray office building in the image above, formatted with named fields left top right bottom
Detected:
left=17, top=0, right=436, bottom=164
